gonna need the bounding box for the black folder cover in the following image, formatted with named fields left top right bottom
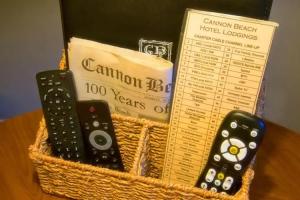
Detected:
left=60, top=0, right=273, bottom=62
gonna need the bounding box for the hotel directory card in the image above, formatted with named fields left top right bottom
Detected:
left=162, top=9, right=278, bottom=186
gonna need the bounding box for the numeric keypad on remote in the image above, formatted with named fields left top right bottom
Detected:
left=36, top=70, right=86, bottom=162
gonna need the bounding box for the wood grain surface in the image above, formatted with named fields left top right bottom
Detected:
left=0, top=109, right=299, bottom=200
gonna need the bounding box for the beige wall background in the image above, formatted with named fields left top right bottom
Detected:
left=0, top=0, right=299, bottom=132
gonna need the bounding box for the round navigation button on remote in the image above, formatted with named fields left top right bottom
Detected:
left=229, top=146, right=239, bottom=155
left=214, top=154, right=221, bottom=162
left=222, top=152, right=238, bottom=162
left=229, top=138, right=246, bottom=148
left=214, top=179, right=221, bottom=186
left=234, top=164, right=242, bottom=171
left=220, top=140, right=231, bottom=153
left=93, top=120, right=100, bottom=127
left=249, top=142, right=257, bottom=149
left=250, top=130, right=258, bottom=137
left=200, top=182, right=207, bottom=189
left=217, top=172, right=225, bottom=180
left=237, top=147, right=247, bottom=161
left=230, top=121, right=238, bottom=129
left=89, top=130, right=112, bottom=150
left=221, top=130, right=229, bottom=137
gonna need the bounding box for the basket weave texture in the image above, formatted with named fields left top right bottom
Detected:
left=28, top=57, right=262, bottom=199
left=29, top=114, right=254, bottom=200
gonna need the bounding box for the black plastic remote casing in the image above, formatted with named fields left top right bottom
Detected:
left=36, top=70, right=86, bottom=162
left=195, top=110, right=266, bottom=195
left=77, top=100, right=124, bottom=171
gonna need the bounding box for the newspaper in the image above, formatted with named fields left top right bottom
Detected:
left=68, top=37, right=173, bottom=122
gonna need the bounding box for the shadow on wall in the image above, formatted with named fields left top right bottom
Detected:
left=0, top=0, right=63, bottom=119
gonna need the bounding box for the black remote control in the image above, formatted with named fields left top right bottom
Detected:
left=77, top=100, right=124, bottom=171
left=195, top=110, right=266, bottom=195
left=36, top=70, right=86, bottom=162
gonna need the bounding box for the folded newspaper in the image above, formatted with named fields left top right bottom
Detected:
left=68, top=37, right=173, bottom=122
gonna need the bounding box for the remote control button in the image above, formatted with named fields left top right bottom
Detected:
left=229, top=146, right=239, bottom=155
left=71, top=141, right=77, bottom=145
left=89, top=130, right=113, bottom=150
left=92, top=150, right=98, bottom=155
left=217, top=172, right=225, bottom=180
left=92, top=114, right=98, bottom=119
left=205, top=168, right=216, bottom=182
left=222, top=152, right=238, bottom=162
left=110, top=149, right=116, bottom=156
left=89, top=106, right=96, bottom=113
left=200, top=182, right=207, bottom=189
left=101, top=153, right=109, bottom=160
left=222, top=177, right=234, bottom=191
left=93, top=120, right=100, bottom=127
left=103, top=123, right=109, bottom=130
left=40, top=77, right=47, bottom=80
left=55, top=81, right=61, bottom=86
left=237, top=148, right=247, bottom=161
left=229, top=138, right=245, bottom=148
left=214, top=179, right=221, bottom=186
left=47, top=88, right=54, bottom=93
left=234, top=164, right=242, bottom=171
left=111, top=163, right=120, bottom=169
left=250, top=130, right=258, bottom=137
left=213, top=154, right=221, bottom=162
left=112, top=157, right=118, bottom=163
left=221, top=130, right=229, bottom=137
left=220, top=140, right=231, bottom=153
left=230, top=121, right=238, bottom=129
left=55, top=99, right=61, bottom=104
left=66, top=93, right=71, bottom=99
left=210, top=187, right=217, bottom=192
left=249, top=142, right=257, bottom=149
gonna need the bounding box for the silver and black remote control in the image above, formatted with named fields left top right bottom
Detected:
left=195, top=110, right=266, bottom=195
left=77, top=100, right=124, bottom=171
left=36, top=70, right=86, bottom=162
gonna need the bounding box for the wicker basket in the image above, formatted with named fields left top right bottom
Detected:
left=29, top=56, right=265, bottom=199
left=29, top=113, right=254, bottom=200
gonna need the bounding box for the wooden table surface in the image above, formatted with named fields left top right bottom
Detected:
left=0, top=109, right=299, bottom=200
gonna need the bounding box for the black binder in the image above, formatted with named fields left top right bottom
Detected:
left=60, top=0, right=273, bottom=63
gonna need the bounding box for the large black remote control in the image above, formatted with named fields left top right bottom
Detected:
left=195, top=110, right=266, bottom=195
left=36, top=70, right=86, bottom=162
left=77, top=100, right=124, bottom=171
